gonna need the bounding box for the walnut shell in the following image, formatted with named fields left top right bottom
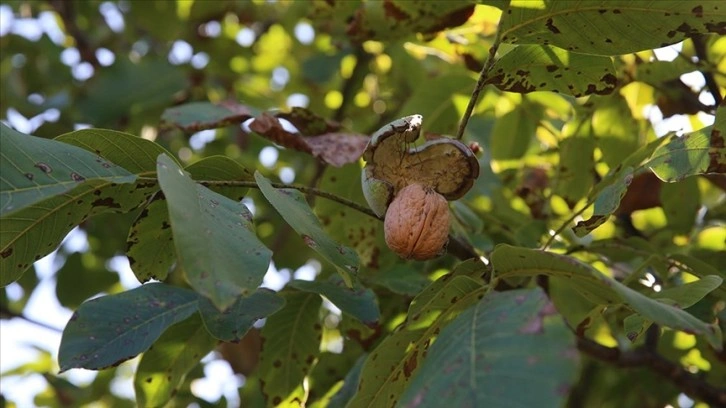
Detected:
left=384, top=183, right=450, bottom=260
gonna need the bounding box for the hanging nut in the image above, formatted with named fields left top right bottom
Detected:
left=384, top=183, right=450, bottom=260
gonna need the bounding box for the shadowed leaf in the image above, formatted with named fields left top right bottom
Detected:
left=289, top=276, right=380, bottom=326
left=199, top=289, right=285, bottom=342
left=58, top=283, right=198, bottom=372
left=162, top=101, right=255, bottom=132
left=399, top=288, right=579, bottom=408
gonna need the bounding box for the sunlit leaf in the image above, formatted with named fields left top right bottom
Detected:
left=490, top=245, right=723, bottom=349
left=646, top=125, right=725, bottom=181
left=399, top=288, right=579, bottom=408
left=58, top=283, right=198, bottom=372
left=500, top=1, right=726, bottom=56
left=487, top=45, right=616, bottom=96
left=348, top=275, right=485, bottom=407
left=157, top=154, right=271, bottom=310
left=573, top=167, right=633, bottom=236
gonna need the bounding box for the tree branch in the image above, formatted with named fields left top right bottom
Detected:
left=692, top=34, right=723, bottom=107
left=577, top=337, right=726, bottom=406
left=456, top=3, right=509, bottom=139
left=0, top=307, right=63, bottom=332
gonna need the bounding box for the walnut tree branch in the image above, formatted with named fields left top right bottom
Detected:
left=576, top=337, right=726, bottom=406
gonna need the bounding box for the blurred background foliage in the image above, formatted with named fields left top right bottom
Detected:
left=0, top=0, right=724, bottom=407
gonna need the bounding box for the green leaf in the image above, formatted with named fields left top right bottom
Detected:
left=490, top=245, right=723, bottom=349
left=127, top=155, right=253, bottom=283
left=327, top=354, right=366, bottom=408
left=198, top=288, right=285, bottom=342
left=78, top=59, right=188, bottom=126
left=258, top=291, right=322, bottom=406
left=490, top=102, right=539, bottom=160
left=254, top=172, right=360, bottom=285
left=592, top=95, right=641, bottom=168
left=1, top=128, right=166, bottom=287
left=554, top=122, right=596, bottom=205
left=573, top=167, right=633, bottom=236
left=289, top=275, right=381, bottom=326
left=58, top=283, right=198, bottom=372
left=316, top=164, right=384, bottom=269
left=161, top=101, right=254, bottom=132
left=126, top=196, right=175, bottom=283
left=487, top=45, right=616, bottom=96
left=399, top=288, right=579, bottom=408
left=134, top=314, right=217, bottom=408
left=646, top=125, right=725, bottom=182
left=660, top=177, right=700, bottom=233
left=500, top=1, right=726, bottom=56
left=55, top=252, right=119, bottom=309
left=0, top=124, right=135, bottom=216
left=157, top=154, right=271, bottom=310
left=671, top=254, right=726, bottom=299
left=371, top=264, right=430, bottom=296
left=348, top=276, right=485, bottom=407
left=655, top=276, right=723, bottom=308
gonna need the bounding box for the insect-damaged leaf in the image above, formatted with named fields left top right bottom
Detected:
left=258, top=291, right=322, bottom=406
left=573, top=167, right=633, bottom=236
left=254, top=172, right=360, bottom=285
left=347, top=275, right=485, bottom=407
left=499, top=1, right=726, bottom=56
left=0, top=124, right=135, bottom=217
left=490, top=245, right=723, bottom=350
left=127, top=155, right=253, bottom=283
left=645, top=124, right=726, bottom=182
left=58, top=283, right=199, bottom=372
left=157, top=154, right=271, bottom=310
left=1, top=128, right=167, bottom=287
left=487, top=45, right=616, bottom=96
left=399, top=288, right=579, bottom=408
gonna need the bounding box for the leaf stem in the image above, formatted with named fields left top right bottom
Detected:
left=199, top=179, right=380, bottom=219
left=456, top=4, right=509, bottom=139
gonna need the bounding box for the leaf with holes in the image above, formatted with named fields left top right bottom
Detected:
left=198, top=289, right=285, bottom=342
left=58, top=283, right=199, bottom=372
left=1, top=128, right=169, bottom=287
left=399, top=288, right=579, bottom=408
left=499, top=1, right=726, bottom=56
left=0, top=124, right=135, bottom=217
left=255, top=172, right=359, bottom=285
left=347, top=275, right=485, bottom=407
left=127, top=155, right=253, bottom=283
left=289, top=276, right=380, bottom=327
left=490, top=245, right=723, bottom=350
left=573, top=167, right=633, bottom=236
left=134, top=314, right=217, bottom=408
left=646, top=125, right=726, bottom=182
left=486, top=45, right=616, bottom=96
left=161, top=101, right=255, bottom=132
left=157, top=154, right=271, bottom=310
left=258, top=291, right=322, bottom=406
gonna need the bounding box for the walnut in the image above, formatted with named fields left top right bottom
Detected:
left=384, top=183, right=450, bottom=260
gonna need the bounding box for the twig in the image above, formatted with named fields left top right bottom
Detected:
left=577, top=337, right=726, bottom=406
left=334, top=46, right=373, bottom=122
left=692, top=34, right=723, bottom=107
left=0, top=307, right=63, bottom=332
left=455, top=3, right=509, bottom=139
left=198, top=179, right=378, bottom=219
left=49, top=0, right=100, bottom=67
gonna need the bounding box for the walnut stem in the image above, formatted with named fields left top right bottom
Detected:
left=455, top=3, right=509, bottom=140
